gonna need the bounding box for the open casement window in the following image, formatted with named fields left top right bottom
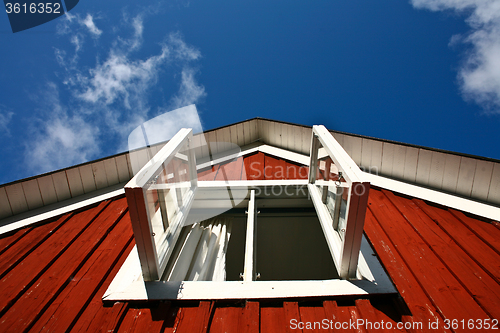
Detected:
left=116, top=125, right=393, bottom=300
left=308, top=125, right=370, bottom=279
left=125, top=128, right=198, bottom=281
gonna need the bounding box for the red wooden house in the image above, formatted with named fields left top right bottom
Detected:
left=0, top=118, right=499, bottom=332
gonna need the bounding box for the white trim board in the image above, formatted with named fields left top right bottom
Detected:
left=235, top=144, right=500, bottom=222
left=0, top=183, right=126, bottom=235
left=103, top=235, right=396, bottom=301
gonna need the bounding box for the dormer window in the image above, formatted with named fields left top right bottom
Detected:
left=104, top=125, right=395, bottom=300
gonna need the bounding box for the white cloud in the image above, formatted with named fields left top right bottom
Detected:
left=25, top=13, right=206, bottom=175
left=81, top=14, right=102, bottom=37
left=0, top=106, right=14, bottom=136
left=25, top=84, right=100, bottom=173
left=411, top=0, right=500, bottom=112
left=169, top=68, right=206, bottom=110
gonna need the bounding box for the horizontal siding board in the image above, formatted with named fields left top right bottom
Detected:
left=37, top=175, right=58, bottom=206
left=103, top=158, right=120, bottom=186
left=80, top=164, right=97, bottom=194
left=66, top=167, right=84, bottom=198
left=0, top=187, right=13, bottom=219
left=471, top=160, right=494, bottom=201
left=21, top=179, right=43, bottom=210
left=52, top=171, right=71, bottom=202
left=488, top=163, right=500, bottom=204
left=456, top=157, right=477, bottom=197
left=5, top=183, right=28, bottom=215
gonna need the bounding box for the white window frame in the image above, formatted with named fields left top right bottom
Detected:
left=308, top=125, right=370, bottom=279
left=108, top=126, right=394, bottom=301
left=124, top=128, right=197, bottom=281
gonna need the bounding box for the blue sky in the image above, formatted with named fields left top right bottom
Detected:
left=1, top=0, right=499, bottom=184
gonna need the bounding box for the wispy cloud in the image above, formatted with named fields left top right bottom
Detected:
left=411, top=0, right=500, bottom=112
left=25, top=83, right=100, bottom=173
left=26, top=12, right=205, bottom=175
left=0, top=106, right=14, bottom=136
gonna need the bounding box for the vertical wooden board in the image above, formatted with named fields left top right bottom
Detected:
left=92, top=161, right=108, bottom=190
left=0, top=187, right=13, bottom=219
left=236, top=122, right=245, bottom=148
left=51, top=171, right=71, bottom=201
left=209, top=306, right=242, bottom=332
left=441, top=154, right=461, bottom=193
left=116, top=155, right=131, bottom=183
left=37, top=175, right=58, bottom=206
left=332, top=132, right=344, bottom=148
left=471, top=160, right=494, bottom=201
left=261, top=120, right=270, bottom=145
left=402, top=146, right=419, bottom=183
left=126, top=153, right=134, bottom=178
left=392, top=145, right=407, bottom=180
left=66, top=167, right=84, bottom=197
left=129, top=149, right=150, bottom=177
left=456, top=157, right=477, bottom=197
left=229, top=124, right=238, bottom=146
left=242, top=121, right=250, bottom=146
left=293, top=126, right=303, bottom=155
left=360, top=138, right=372, bottom=170
left=369, top=140, right=383, bottom=176
left=285, top=124, right=293, bottom=151
left=415, top=149, right=432, bottom=185
left=260, top=306, right=288, bottom=333
left=191, top=133, right=203, bottom=160
left=104, top=158, right=120, bottom=186
left=487, top=163, right=500, bottom=204
left=197, top=133, right=210, bottom=160
left=21, top=179, right=44, bottom=210
left=80, top=164, right=97, bottom=194
left=250, top=119, right=258, bottom=143
left=238, top=301, right=259, bottom=333
left=298, top=305, right=333, bottom=333
left=300, top=127, right=311, bottom=155
left=349, top=136, right=363, bottom=165
left=380, top=142, right=395, bottom=177
left=428, top=152, right=447, bottom=190
left=207, top=131, right=218, bottom=156
left=341, top=135, right=354, bottom=161
left=222, top=127, right=232, bottom=152
left=5, top=183, right=28, bottom=215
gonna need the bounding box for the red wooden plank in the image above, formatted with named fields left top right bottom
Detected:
left=173, top=301, right=213, bottom=333
left=284, top=162, right=309, bottom=180
left=69, top=240, right=135, bottom=333
left=298, top=304, right=333, bottom=333
left=264, top=155, right=286, bottom=180
left=448, top=209, right=500, bottom=256
left=0, top=213, right=71, bottom=279
left=214, top=157, right=244, bottom=181
left=30, top=210, right=134, bottom=332
left=243, top=152, right=265, bottom=180
left=238, top=301, right=259, bottom=333
left=414, top=199, right=500, bottom=284
left=209, top=305, right=242, bottom=332
left=0, top=201, right=110, bottom=317
left=260, top=305, right=287, bottom=333
left=117, top=307, right=141, bottom=333
left=363, top=206, right=450, bottom=331
left=198, top=166, right=218, bottom=181
left=131, top=304, right=170, bottom=333
left=0, top=226, right=31, bottom=256
left=383, top=190, right=500, bottom=319
left=355, top=299, right=405, bottom=333
left=0, top=198, right=127, bottom=332
left=283, top=302, right=302, bottom=333
left=368, top=190, right=489, bottom=326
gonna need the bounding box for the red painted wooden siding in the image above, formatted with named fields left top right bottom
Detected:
left=0, top=153, right=498, bottom=332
